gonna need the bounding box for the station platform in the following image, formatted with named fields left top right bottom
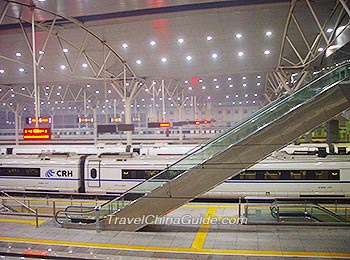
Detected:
left=1, top=203, right=350, bottom=259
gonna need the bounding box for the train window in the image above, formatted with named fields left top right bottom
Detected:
left=315, top=170, right=329, bottom=180
left=290, top=171, right=302, bottom=180
left=264, top=171, right=280, bottom=180
left=0, top=167, right=40, bottom=177
left=121, top=169, right=161, bottom=179
left=239, top=171, right=256, bottom=180
left=90, top=168, right=97, bottom=179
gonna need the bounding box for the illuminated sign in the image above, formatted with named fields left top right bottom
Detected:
left=26, top=117, right=51, bottom=124
left=195, top=121, right=201, bottom=125
left=110, top=117, right=121, bottom=123
left=132, top=117, right=140, bottom=122
left=78, top=117, right=94, bottom=123
left=23, top=128, right=51, bottom=140
left=148, top=122, right=171, bottom=128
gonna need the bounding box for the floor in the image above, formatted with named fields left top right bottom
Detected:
left=0, top=203, right=350, bottom=259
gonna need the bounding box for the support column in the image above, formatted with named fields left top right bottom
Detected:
left=326, top=119, right=339, bottom=151
left=14, top=106, right=19, bottom=146
left=125, top=97, right=132, bottom=147
left=31, top=6, right=40, bottom=127
left=93, top=107, right=98, bottom=145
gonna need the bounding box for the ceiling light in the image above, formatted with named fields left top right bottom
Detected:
left=215, top=85, right=220, bottom=89
left=229, top=84, right=233, bottom=88
left=19, top=68, right=24, bottom=72
left=178, top=38, right=184, bottom=43
left=199, top=79, right=203, bottom=83
left=136, top=59, right=142, bottom=64
left=318, top=47, right=324, bottom=52
left=243, top=83, right=247, bottom=87
left=235, top=94, right=239, bottom=97
left=188, top=87, right=192, bottom=90
left=60, top=65, right=66, bottom=69
left=245, top=94, right=248, bottom=97
left=265, top=31, right=272, bottom=36
left=202, top=86, right=206, bottom=90
left=326, top=28, right=333, bottom=33
left=213, top=78, right=217, bottom=82
left=235, top=33, right=242, bottom=39
left=238, top=51, right=244, bottom=57
left=62, top=48, right=68, bottom=53
left=211, top=53, right=218, bottom=59
left=264, top=50, right=271, bottom=55
left=161, top=57, right=167, bottom=62
left=257, top=75, right=262, bottom=79
left=207, top=96, right=211, bottom=100
left=121, top=43, right=128, bottom=48
left=185, top=80, right=188, bottom=84
left=38, top=50, right=44, bottom=55
left=82, top=63, right=88, bottom=68
left=257, top=82, right=261, bottom=86
left=15, top=52, right=22, bottom=57
left=150, top=40, right=157, bottom=46
left=242, top=76, right=246, bottom=80
left=96, top=90, right=100, bottom=94
left=186, top=55, right=192, bottom=61
left=40, top=66, right=44, bottom=70
left=0, top=69, right=4, bottom=74
left=226, top=95, right=229, bottom=99
left=38, top=0, right=45, bottom=2
left=206, top=36, right=213, bottom=41
left=253, top=100, right=256, bottom=104
left=254, top=93, right=258, bottom=96
left=228, top=77, right=232, bottom=80
left=86, top=84, right=91, bottom=88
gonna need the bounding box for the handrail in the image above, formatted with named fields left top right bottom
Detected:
left=1, top=190, right=36, bottom=214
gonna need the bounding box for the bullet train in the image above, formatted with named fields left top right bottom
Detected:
left=0, top=149, right=349, bottom=198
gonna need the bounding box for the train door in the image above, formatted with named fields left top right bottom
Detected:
left=87, top=160, right=101, bottom=187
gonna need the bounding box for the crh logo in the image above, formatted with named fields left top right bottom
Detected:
left=45, top=169, right=55, bottom=178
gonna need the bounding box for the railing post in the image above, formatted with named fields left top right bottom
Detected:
left=35, top=209, right=38, bottom=228
left=277, top=206, right=280, bottom=222
left=95, top=206, right=101, bottom=233
left=52, top=201, right=56, bottom=216
left=238, top=197, right=241, bottom=219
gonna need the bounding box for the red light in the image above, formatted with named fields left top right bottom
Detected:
left=23, top=128, right=51, bottom=140
left=159, top=122, right=170, bottom=128
left=204, top=120, right=208, bottom=124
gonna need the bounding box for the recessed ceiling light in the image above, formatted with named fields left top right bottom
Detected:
left=206, top=36, right=213, bottom=41
left=60, top=65, right=66, bottom=70
left=229, top=84, right=233, bottom=88
left=226, top=95, right=229, bottom=99
left=211, top=53, right=218, bottom=59
left=62, top=48, right=68, bottom=53
left=238, top=51, right=244, bottom=57
left=326, top=28, right=333, bottom=33
left=264, top=50, right=271, bottom=55
left=215, top=85, right=220, bottom=89
left=228, top=77, right=232, bottom=80
left=161, top=57, right=167, bottom=63
left=96, top=90, right=100, bottom=94
left=38, top=50, right=44, bottom=55
left=207, top=96, right=211, bottom=100
left=188, top=87, right=192, bottom=90
left=186, top=55, right=192, bottom=61
left=199, top=79, right=203, bottom=83
left=245, top=94, right=248, bottom=97
left=257, top=75, right=262, bottom=79
left=318, top=47, right=324, bottom=52
left=184, top=80, right=188, bottom=84
left=257, top=82, right=261, bottom=86
left=202, top=86, right=206, bottom=90
left=86, top=84, right=91, bottom=88
left=38, top=0, right=45, bottom=2
left=265, top=31, right=272, bottom=36
left=0, top=69, right=4, bottom=74
left=18, top=68, right=24, bottom=72
left=242, top=76, right=246, bottom=80
left=40, top=66, right=44, bottom=70
left=15, top=52, right=21, bottom=57
left=121, top=43, right=128, bottom=48
left=178, top=38, right=184, bottom=43
left=213, top=78, right=217, bottom=82
left=243, top=83, right=247, bottom=87
left=82, top=63, right=88, bottom=68
left=235, top=33, right=242, bottom=39
left=253, top=100, right=256, bottom=104
left=254, top=93, right=258, bottom=96
left=136, top=59, right=142, bottom=64
left=150, top=40, right=157, bottom=46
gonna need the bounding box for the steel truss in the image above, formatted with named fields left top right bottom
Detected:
left=264, top=0, right=350, bottom=102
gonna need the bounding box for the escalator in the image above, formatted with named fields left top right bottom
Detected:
left=270, top=201, right=347, bottom=223
left=55, top=61, right=350, bottom=231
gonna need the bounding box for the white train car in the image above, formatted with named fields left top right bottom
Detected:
left=0, top=152, right=349, bottom=198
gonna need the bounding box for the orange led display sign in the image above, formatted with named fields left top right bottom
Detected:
left=23, top=128, right=51, bottom=140
left=159, top=122, right=170, bottom=128
left=26, top=117, right=51, bottom=124
left=78, top=117, right=94, bottom=123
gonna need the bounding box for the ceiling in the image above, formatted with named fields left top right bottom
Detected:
left=0, top=0, right=344, bottom=113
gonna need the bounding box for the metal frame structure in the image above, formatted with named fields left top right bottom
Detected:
left=264, top=0, right=350, bottom=102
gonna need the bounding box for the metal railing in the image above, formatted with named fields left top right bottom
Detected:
left=0, top=191, right=39, bottom=227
